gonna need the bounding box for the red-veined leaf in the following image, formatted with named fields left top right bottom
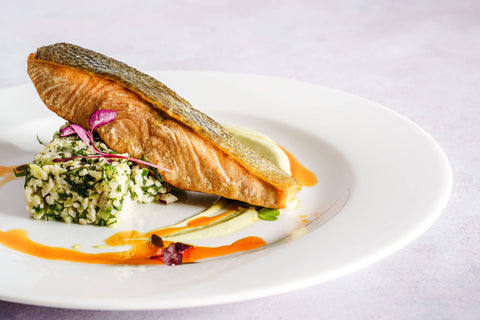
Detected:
left=89, top=110, right=118, bottom=132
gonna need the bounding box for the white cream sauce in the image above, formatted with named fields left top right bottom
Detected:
left=223, top=124, right=291, bottom=175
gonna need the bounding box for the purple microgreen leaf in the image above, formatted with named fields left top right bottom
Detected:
left=88, top=135, right=102, bottom=154
left=126, top=157, right=171, bottom=173
left=53, top=155, right=104, bottom=163
left=70, top=124, right=92, bottom=148
left=108, top=154, right=170, bottom=172
left=89, top=110, right=118, bottom=132
left=59, top=125, right=76, bottom=137
left=54, top=111, right=171, bottom=173
left=96, top=152, right=171, bottom=172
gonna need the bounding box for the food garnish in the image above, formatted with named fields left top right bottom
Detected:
left=151, top=233, right=165, bottom=247
left=149, top=234, right=192, bottom=265
left=13, top=164, right=29, bottom=178
left=257, top=208, right=281, bottom=221
left=55, top=110, right=170, bottom=173
left=162, top=242, right=193, bottom=266
left=23, top=127, right=177, bottom=225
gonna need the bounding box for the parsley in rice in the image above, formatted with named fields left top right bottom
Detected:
left=24, top=130, right=177, bottom=226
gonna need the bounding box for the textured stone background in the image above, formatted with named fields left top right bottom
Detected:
left=0, top=0, right=479, bottom=319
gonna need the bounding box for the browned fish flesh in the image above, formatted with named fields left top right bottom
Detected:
left=27, top=43, right=302, bottom=208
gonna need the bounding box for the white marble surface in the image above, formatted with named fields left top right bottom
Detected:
left=0, top=0, right=479, bottom=319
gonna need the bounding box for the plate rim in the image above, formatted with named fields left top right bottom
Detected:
left=0, top=70, right=452, bottom=310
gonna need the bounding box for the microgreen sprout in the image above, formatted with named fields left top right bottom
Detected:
left=55, top=110, right=170, bottom=172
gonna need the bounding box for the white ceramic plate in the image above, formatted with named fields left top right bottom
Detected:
left=0, top=71, right=451, bottom=310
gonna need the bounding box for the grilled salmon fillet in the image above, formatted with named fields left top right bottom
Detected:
left=27, top=43, right=302, bottom=208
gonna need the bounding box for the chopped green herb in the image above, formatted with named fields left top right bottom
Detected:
left=258, top=208, right=280, bottom=221
left=13, top=164, right=28, bottom=177
left=23, top=120, right=177, bottom=226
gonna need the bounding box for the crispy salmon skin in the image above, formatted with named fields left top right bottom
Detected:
left=27, top=43, right=302, bottom=208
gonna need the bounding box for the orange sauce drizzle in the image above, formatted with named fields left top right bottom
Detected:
left=0, top=166, right=18, bottom=189
left=0, top=225, right=265, bottom=265
left=280, top=147, right=318, bottom=187
left=299, top=214, right=309, bottom=224
left=0, top=143, right=314, bottom=265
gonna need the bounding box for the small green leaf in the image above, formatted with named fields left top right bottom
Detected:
left=141, top=155, right=164, bottom=182
left=13, top=164, right=29, bottom=177
left=258, top=208, right=280, bottom=221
